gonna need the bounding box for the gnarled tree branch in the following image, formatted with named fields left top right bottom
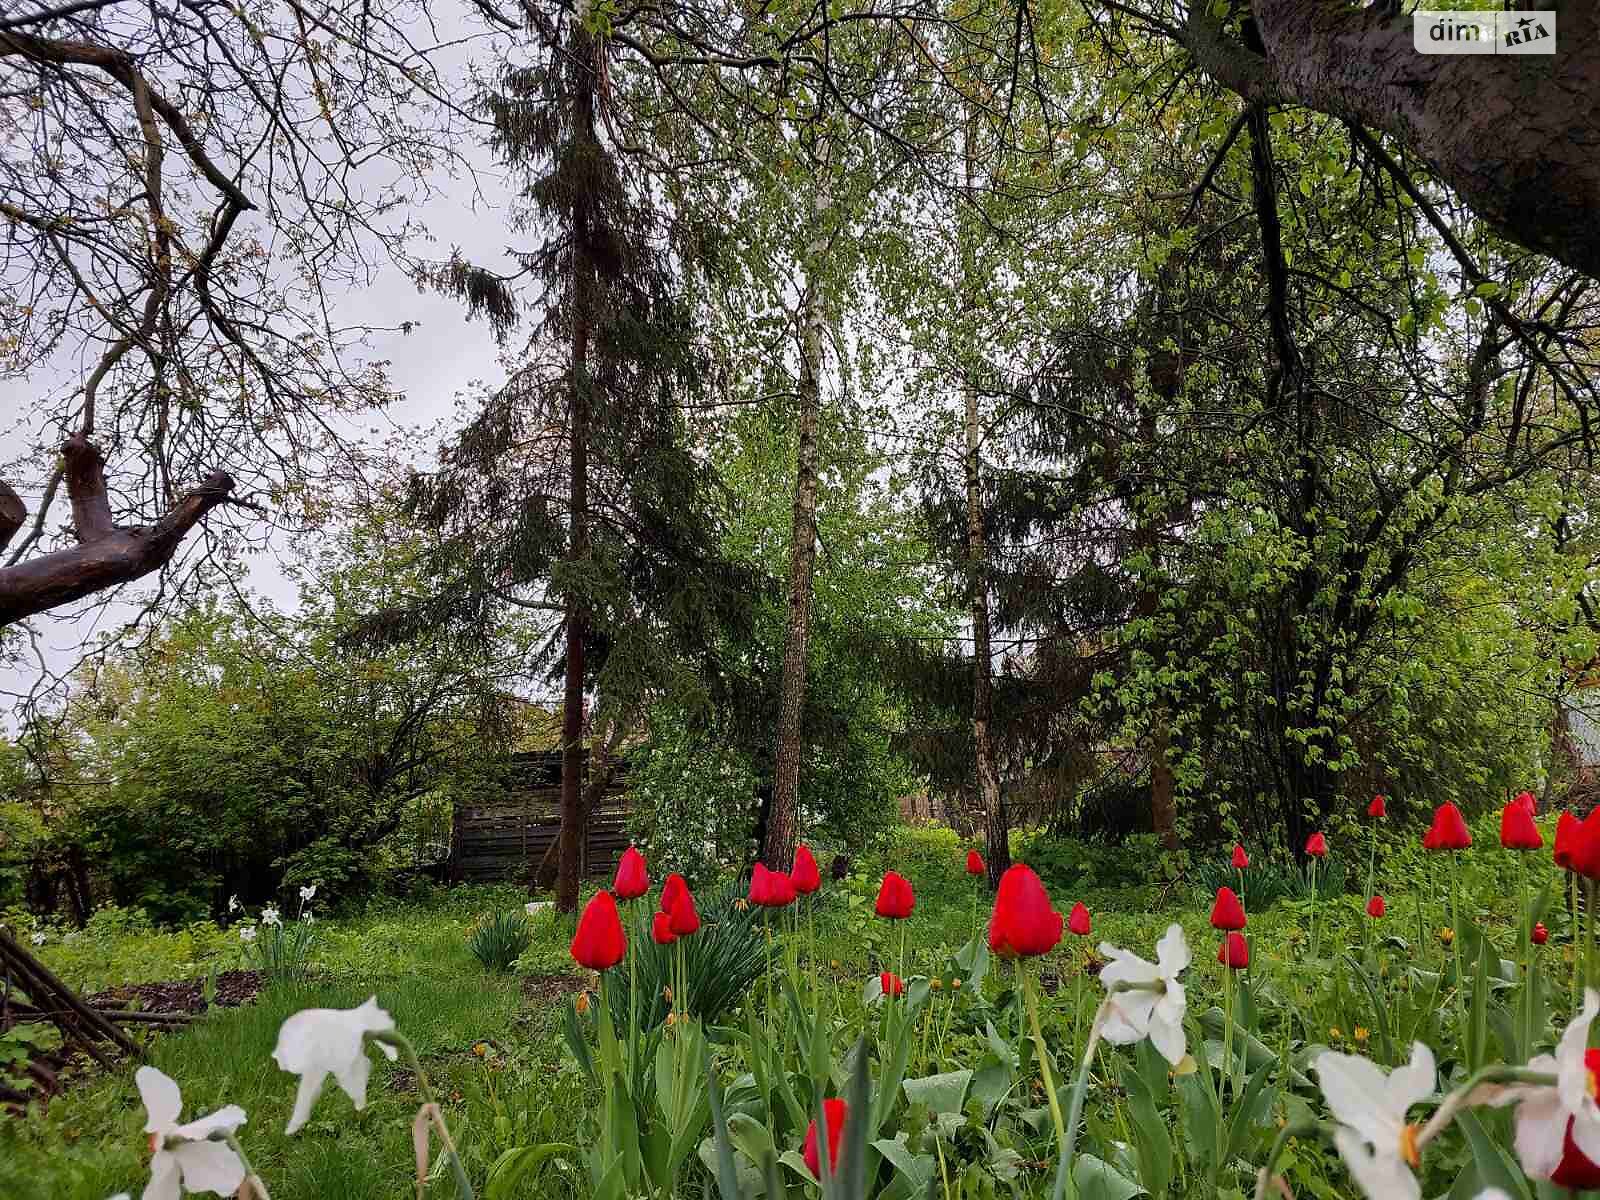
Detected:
left=0, top=438, right=234, bottom=629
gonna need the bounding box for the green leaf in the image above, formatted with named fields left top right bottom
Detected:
left=483, top=1143, right=578, bottom=1200
left=1074, top=1153, right=1148, bottom=1200
left=1121, top=1060, right=1173, bottom=1200
left=902, top=1069, right=972, bottom=1115
left=1457, top=1109, right=1532, bottom=1200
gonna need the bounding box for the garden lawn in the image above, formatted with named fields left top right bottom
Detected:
left=1, top=823, right=1562, bottom=1200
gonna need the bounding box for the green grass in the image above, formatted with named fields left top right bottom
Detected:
left=2, top=821, right=1570, bottom=1199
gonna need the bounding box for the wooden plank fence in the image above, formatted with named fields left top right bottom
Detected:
left=450, top=750, right=631, bottom=886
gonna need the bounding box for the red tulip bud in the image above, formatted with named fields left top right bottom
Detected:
left=879, top=970, right=905, bottom=997
left=987, top=864, right=1064, bottom=957
left=570, top=890, right=627, bottom=971
left=802, top=1099, right=849, bottom=1179
left=1217, top=932, right=1249, bottom=970
left=1533, top=921, right=1549, bottom=945
left=613, top=846, right=649, bottom=900
left=875, top=871, right=915, bottom=920
left=966, top=849, right=985, bottom=876
left=1068, top=901, right=1091, bottom=937
left=1368, top=795, right=1387, bottom=819
left=1231, top=844, right=1249, bottom=870
left=651, top=911, right=676, bottom=945
left=1500, top=801, right=1543, bottom=851
left=1209, top=886, right=1247, bottom=931
left=1366, top=894, right=1386, bottom=919
left=1422, top=802, right=1472, bottom=852
left=1304, top=831, right=1328, bottom=858
left=791, top=845, right=822, bottom=895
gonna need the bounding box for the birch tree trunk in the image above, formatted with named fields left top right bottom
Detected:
left=763, top=153, right=831, bottom=871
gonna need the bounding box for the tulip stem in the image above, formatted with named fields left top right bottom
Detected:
left=368, top=1030, right=476, bottom=1200
left=1251, top=1119, right=1328, bottom=1200
left=1308, top=858, right=1319, bottom=963
left=1024, top=966, right=1068, bottom=1159
left=210, top=1131, right=270, bottom=1200
left=1451, top=858, right=1466, bottom=1043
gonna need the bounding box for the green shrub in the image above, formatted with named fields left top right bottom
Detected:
left=468, top=910, right=532, bottom=972
left=606, top=881, right=765, bottom=1028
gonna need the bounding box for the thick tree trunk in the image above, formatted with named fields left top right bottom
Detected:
left=1133, top=402, right=1181, bottom=851
left=959, top=116, right=1010, bottom=889
left=556, top=28, right=597, bottom=914
left=0, top=436, right=233, bottom=629
left=763, top=166, right=830, bottom=871
left=1180, top=0, right=1600, bottom=278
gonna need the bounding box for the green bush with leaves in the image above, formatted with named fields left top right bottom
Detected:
left=469, top=911, right=533, bottom=973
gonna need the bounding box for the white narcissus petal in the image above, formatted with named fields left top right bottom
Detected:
left=1385, top=1044, right=1436, bottom=1118
left=1316, top=1051, right=1397, bottom=1144
left=171, top=1139, right=247, bottom=1197
left=1333, top=1126, right=1422, bottom=1200
left=273, top=996, right=396, bottom=1134
left=172, top=1104, right=246, bottom=1142
left=1155, top=924, right=1190, bottom=976
left=1100, top=991, right=1157, bottom=1045
left=1147, top=1011, right=1186, bottom=1065
left=1570, top=1103, right=1600, bottom=1171
left=141, top=1149, right=182, bottom=1200
left=1513, top=1088, right=1568, bottom=1179
left=136, top=1067, right=183, bottom=1134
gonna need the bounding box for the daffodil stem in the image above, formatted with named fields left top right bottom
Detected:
left=1057, top=982, right=1164, bottom=1199
left=213, top=1131, right=270, bottom=1200
left=1414, top=1065, right=1557, bottom=1152
left=369, top=1030, right=476, bottom=1200
left=1024, top=965, right=1067, bottom=1154
left=1251, top=1119, right=1328, bottom=1200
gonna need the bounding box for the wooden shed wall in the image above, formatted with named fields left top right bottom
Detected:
left=450, top=751, right=631, bottom=885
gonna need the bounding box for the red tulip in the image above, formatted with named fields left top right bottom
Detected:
left=1500, top=801, right=1543, bottom=850
left=966, top=849, right=985, bottom=876
left=875, top=871, right=915, bottom=920
left=1533, top=921, right=1549, bottom=945
left=1516, top=790, right=1538, bottom=816
left=1556, top=810, right=1581, bottom=871
left=1209, top=886, right=1247, bottom=931
left=570, top=890, right=627, bottom=970
left=1368, top=794, right=1387, bottom=819
left=614, top=846, right=649, bottom=900
left=1305, top=831, right=1328, bottom=858
left=802, top=1098, right=849, bottom=1179
left=879, top=970, right=905, bottom=997
left=1231, top=844, right=1249, bottom=870
left=665, top=876, right=700, bottom=936
left=651, top=911, right=676, bottom=945
left=1217, top=932, right=1249, bottom=970
left=749, top=863, right=797, bottom=908
left=1559, top=810, right=1600, bottom=879
left=987, top=864, right=1064, bottom=957
left=1422, top=802, right=1472, bottom=851
left=1366, top=894, right=1386, bottom=918
left=1067, top=901, right=1091, bottom=937
left=1551, top=1056, right=1600, bottom=1190
left=791, top=845, right=822, bottom=895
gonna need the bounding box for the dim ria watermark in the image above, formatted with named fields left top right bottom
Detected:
left=1414, top=10, right=1555, bottom=54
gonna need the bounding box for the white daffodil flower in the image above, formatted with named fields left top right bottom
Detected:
left=227, top=895, right=240, bottom=913
left=135, top=1066, right=247, bottom=1200
left=298, top=884, right=317, bottom=902
left=525, top=900, right=552, bottom=916
left=1315, top=1041, right=1436, bottom=1200
left=272, top=996, right=398, bottom=1135
left=1507, top=989, right=1600, bottom=1179
left=1097, top=924, right=1190, bottom=1064
left=238, top=926, right=257, bottom=944
left=260, top=905, right=281, bottom=928
left=30, top=931, right=45, bottom=946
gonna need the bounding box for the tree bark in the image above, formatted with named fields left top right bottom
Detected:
left=556, top=27, right=597, bottom=914
left=762, top=157, right=830, bottom=871
left=0, top=436, right=233, bottom=629
left=1179, top=0, right=1600, bottom=278
left=958, top=115, right=1010, bottom=889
